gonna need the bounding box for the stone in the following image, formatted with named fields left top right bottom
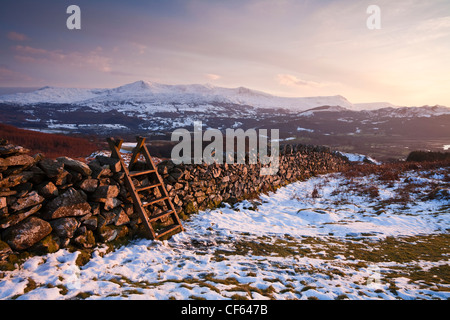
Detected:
left=97, top=225, right=118, bottom=242
left=0, top=197, right=6, bottom=209
left=3, top=217, right=52, bottom=251
left=114, top=208, right=130, bottom=226
left=72, top=230, right=95, bottom=249
left=0, top=171, right=34, bottom=188
left=0, top=144, right=30, bottom=156
left=103, top=197, right=122, bottom=211
left=43, top=188, right=92, bottom=219
left=50, top=217, right=80, bottom=238
left=79, top=178, right=98, bottom=193
left=10, top=191, right=44, bottom=212
left=82, top=217, right=98, bottom=230
left=88, top=160, right=112, bottom=179
left=99, top=210, right=117, bottom=226
left=212, top=168, right=222, bottom=178
left=53, top=170, right=71, bottom=186
left=0, top=154, right=35, bottom=167
left=170, top=168, right=184, bottom=181
left=38, top=158, right=65, bottom=178
left=0, top=204, right=42, bottom=229
left=37, top=181, right=59, bottom=198
left=57, top=156, right=92, bottom=176
left=30, top=234, right=60, bottom=255
left=95, top=156, right=122, bottom=173
left=92, top=185, right=120, bottom=199
left=0, top=240, right=13, bottom=261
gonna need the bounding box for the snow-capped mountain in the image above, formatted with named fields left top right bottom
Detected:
left=0, top=80, right=355, bottom=112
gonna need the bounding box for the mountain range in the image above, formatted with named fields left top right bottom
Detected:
left=0, top=80, right=449, bottom=160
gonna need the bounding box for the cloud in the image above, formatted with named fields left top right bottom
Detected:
left=0, top=65, right=33, bottom=83
left=13, top=45, right=112, bottom=73
left=276, top=74, right=321, bottom=88
left=205, top=73, right=221, bottom=81
left=7, top=31, right=29, bottom=42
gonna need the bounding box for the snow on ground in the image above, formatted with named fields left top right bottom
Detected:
left=0, top=167, right=449, bottom=300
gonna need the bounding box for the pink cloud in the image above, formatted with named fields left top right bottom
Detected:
left=205, top=73, right=221, bottom=81
left=7, top=31, right=29, bottom=42
left=276, top=74, right=321, bottom=88
left=12, top=45, right=112, bottom=73
left=0, top=66, right=33, bottom=84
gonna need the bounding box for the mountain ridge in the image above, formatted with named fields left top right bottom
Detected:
left=0, top=80, right=388, bottom=112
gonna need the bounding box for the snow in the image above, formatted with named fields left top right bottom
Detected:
left=444, top=145, right=450, bottom=151
left=0, top=81, right=357, bottom=112
left=0, top=168, right=449, bottom=300
left=337, top=151, right=380, bottom=164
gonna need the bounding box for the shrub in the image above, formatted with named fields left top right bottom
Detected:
left=0, top=124, right=101, bottom=159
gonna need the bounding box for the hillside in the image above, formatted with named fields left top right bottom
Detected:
left=0, top=124, right=100, bottom=159
left=1, top=160, right=448, bottom=300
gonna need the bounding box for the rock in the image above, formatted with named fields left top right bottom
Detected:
left=0, top=171, right=34, bottom=188
left=43, top=188, right=92, bottom=219
left=97, top=225, right=117, bottom=242
left=82, top=217, right=98, bottom=230
left=38, top=158, right=65, bottom=178
left=99, top=210, right=117, bottom=226
left=37, top=181, right=59, bottom=198
left=53, top=170, right=71, bottom=186
left=114, top=208, right=130, bottom=226
left=10, top=191, right=44, bottom=212
left=0, top=144, right=30, bottom=156
left=0, top=240, right=13, bottom=261
left=88, top=160, right=112, bottom=179
left=13, top=182, right=33, bottom=198
left=95, top=156, right=122, bottom=173
left=57, top=157, right=92, bottom=176
left=30, top=234, right=60, bottom=255
left=3, top=217, right=52, bottom=251
left=79, top=179, right=98, bottom=193
left=170, top=168, right=184, bottom=181
left=50, top=217, right=80, bottom=238
left=0, top=154, right=35, bottom=167
left=0, top=204, right=42, bottom=229
left=103, top=197, right=122, bottom=211
left=92, top=185, right=120, bottom=199
left=0, top=197, right=6, bottom=209
left=72, top=230, right=95, bottom=249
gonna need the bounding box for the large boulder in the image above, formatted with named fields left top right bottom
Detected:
left=43, top=187, right=91, bottom=219
left=3, top=217, right=52, bottom=251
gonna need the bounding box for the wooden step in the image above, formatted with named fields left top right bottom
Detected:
left=129, top=169, right=156, bottom=177
left=155, top=224, right=182, bottom=239
left=148, top=209, right=175, bottom=223
left=142, top=196, right=169, bottom=207
left=136, top=183, right=162, bottom=193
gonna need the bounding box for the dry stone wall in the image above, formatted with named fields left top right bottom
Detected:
left=0, top=139, right=349, bottom=265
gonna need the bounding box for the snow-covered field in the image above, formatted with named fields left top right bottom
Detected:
left=1, top=167, right=449, bottom=300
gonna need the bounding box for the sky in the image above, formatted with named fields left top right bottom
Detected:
left=0, top=0, right=449, bottom=106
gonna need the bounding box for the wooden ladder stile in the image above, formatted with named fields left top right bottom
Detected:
left=107, top=136, right=183, bottom=240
